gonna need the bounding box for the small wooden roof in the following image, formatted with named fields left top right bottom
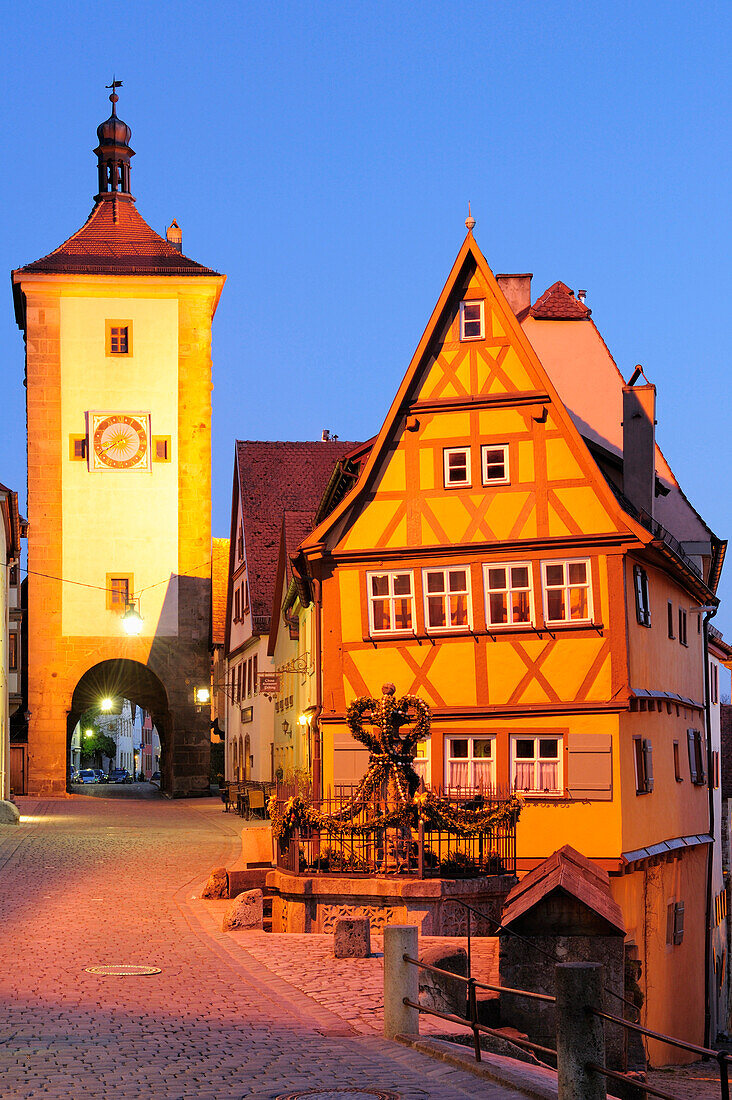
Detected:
left=501, top=845, right=625, bottom=935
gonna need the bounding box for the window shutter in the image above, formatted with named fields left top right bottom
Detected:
left=674, top=902, right=685, bottom=945
left=688, top=729, right=698, bottom=783
left=567, top=734, right=612, bottom=800
left=634, top=566, right=650, bottom=626
left=643, top=739, right=654, bottom=792
left=696, top=732, right=707, bottom=784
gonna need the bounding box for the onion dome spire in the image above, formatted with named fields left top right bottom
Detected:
left=94, top=79, right=135, bottom=200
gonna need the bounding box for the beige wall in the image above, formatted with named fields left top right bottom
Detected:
left=60, top=295, right=179, bottom=637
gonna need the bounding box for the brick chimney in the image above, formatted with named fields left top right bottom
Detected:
left=622, top=372, right=656, bottom=518
left=496, top=274, right=532, bottom=317
left=166, top=220, right=182, bottom=252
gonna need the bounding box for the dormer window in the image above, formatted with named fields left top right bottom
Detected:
left=460, top=299, right=484, bottom=340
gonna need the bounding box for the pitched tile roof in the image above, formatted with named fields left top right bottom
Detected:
left=501, top=845, right=625, bottom=934
left=236, top=441, right=359, bottom=631
left=210, top=538, right=230, bottom=646
left=14, top=197, right=219, bottom=277
left=530, top=281, right=591, bottom=320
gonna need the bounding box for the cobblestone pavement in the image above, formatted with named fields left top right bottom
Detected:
left=0, top=791, right=516, bottom=1099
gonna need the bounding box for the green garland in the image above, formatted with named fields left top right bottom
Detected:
left=269, top=688, right=523, bottom=857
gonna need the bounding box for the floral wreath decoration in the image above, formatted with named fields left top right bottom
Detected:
left=269, top=686, right=522, bottom=848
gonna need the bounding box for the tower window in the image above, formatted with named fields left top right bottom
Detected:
left=153, top=437, right=171, bottom=462
left=106, top=320, right=132, bottom=356
left=106, top=574, right=133, bottom=610
left=69, top=435, right=88, bottom=461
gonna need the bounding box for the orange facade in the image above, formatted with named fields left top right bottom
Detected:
left=296, top=232, right=723, bottom=1060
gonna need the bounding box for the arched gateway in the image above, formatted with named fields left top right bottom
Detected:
left=69, top=659, right=172, bottom=788
left=11, top=89, right=225, bottom=796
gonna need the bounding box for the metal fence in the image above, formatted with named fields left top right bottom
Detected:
left=390, top=930, right=730, bottom=1099
left=273, top=787, right=516, bottom=879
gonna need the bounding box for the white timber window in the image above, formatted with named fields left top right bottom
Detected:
left=481, top=444, right=510, bottom=485
left=484, top=562, right=534, bottom=627
left=413, top=737, right=431, bottom=788
left=367, top=571, right=415, bottom=635
left=445, top=736, right=495, bottom=790
left=541, top=559, right=593, bottom=624
left=443, top=447, right=471, bottom=488
left=459, top=299, right=484, bottom=340
left=634, top=565, right=651, bottom=626
left=423, top=567, right=472, bottom=632
left=512, top=736, right=562, bottom=795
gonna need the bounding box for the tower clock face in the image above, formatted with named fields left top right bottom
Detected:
left=91, top=413, right=150, bottom=470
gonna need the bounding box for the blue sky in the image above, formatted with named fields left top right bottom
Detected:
left=1, top=1, right=730, bottom=655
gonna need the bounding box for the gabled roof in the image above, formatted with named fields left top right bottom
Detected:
left=0, top=482, right=20, bottom=559
left=530, top=280, right=591, bottom=320
left=12, top=197, right=220, bottom=278
left=299, top=231, right=650, bottom=559
left=501, top=845, right=625, bottom=934
left=211, top=538, right=230, bottom=646
left=233, top=440, right=359, bottom=636
left=267, top=510, right=317, bottom=657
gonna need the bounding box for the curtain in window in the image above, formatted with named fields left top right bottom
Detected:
left=473, top=758, right=494, bottom=790
left=514, top=762, right=534, bottom=790
left=448, top=761, right=469, bottom=787
left=537, top=761, right=559, bottom=791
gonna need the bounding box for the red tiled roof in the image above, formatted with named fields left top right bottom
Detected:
left=236, top=441, right=360, bottom=630
left=501, top=845, right=625, bottom=934
left=211, top=538, right=230, bottom=646
left=14, top=197, right=219, bottom=277
left=530, top=281, right=591, bottom=320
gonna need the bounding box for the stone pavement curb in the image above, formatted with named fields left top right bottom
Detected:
left=395, top=1035, right=561, bottom=1099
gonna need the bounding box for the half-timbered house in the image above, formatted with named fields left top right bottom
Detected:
left=293, top=227, right=726, bottom=1057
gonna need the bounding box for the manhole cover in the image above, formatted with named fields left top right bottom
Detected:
left=276, top=1093, right=400, bottom=1100
left=84, top=965, right=161, bottom=976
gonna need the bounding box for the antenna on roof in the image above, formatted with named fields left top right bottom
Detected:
left=465, top=202, right=476, bottom=233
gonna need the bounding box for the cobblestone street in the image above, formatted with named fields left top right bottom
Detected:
left=0, top=791, right=516, bottom=1099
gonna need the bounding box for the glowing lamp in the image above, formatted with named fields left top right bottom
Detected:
left=194, top=686, right=211, bottom=705
left=297, top=714, right=310, bottom=727
left=100, top=698, right=113, bottom=712
left=121, top=602, right=143, bottom=636
left=84, top=729, right=94, bottom=738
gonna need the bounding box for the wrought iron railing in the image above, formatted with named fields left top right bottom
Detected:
left=273, top=788, right=516, bottom=879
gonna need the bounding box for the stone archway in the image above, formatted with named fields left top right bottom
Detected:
left=65, top=658, right=207, bottom=797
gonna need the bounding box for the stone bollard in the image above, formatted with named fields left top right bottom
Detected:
left=221, top=889, right=264, bottom=932
left=334, top=917, right=371, bottom=958
left=383, top=925, right=419, bottom=1040
left=556, top=962, right=606, bottom=1100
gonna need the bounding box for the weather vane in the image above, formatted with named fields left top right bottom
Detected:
left=105, top=78, right=123, bottom=111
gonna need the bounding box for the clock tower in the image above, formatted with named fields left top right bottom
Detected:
left=12, top=89, right=226, bottom=796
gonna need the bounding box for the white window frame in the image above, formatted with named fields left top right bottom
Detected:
left=413, top=736, right=431, bottom=788
left=481, top=443, right=510, bottom=486
left=511, top=735, right=563, bottom=796
left=443, top=446, right=471, bottom=488
left=541, top=558, right=593, bottom=625
left=422, top=566, right=473, bottom=633
left=444, top=735, right=496, bottom=790
left=366, top=570, right=416, bottom=636
left=459, top=299, right=485, bottom=341
left=483, top=562, right=535, bottom=628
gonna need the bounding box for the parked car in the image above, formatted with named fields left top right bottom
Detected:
left=77, top=769, right=97, bottom=784
left=108, top=768, right=132, bottom=784
left=151, top=771, right=160, bottom=781
left=94, top=770, right=109, bottom=783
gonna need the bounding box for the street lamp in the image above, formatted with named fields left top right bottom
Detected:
left=121, top=599, right=143, bottom=636
left=100, top=698, right=113, bottom=712
left=84, top=729, right=94, bottom=738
